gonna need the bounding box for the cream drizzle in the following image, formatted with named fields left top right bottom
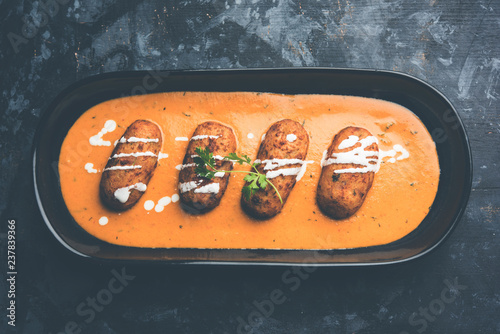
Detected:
left=98, top=216, right=109, bottom=226
left=321, top=136, right=410, bottom=174
left=144, top=200, right=155, bottom=211
left=337, top=135, right=359, bottom=149
left=179, top=181, right=201, bottom=193
left=296, top=162, right=315, bottom=181
left=85, top=162, right=98, bottom=173
left=386, top=144, right=410, bottom=163
left=286, top=134, right=297, bottom=142
left=144, top=194, right=179, bottom=213
left=191, top=154, right=226, bottom=160
left=178, top=180, right=220, bottom=194
left=254, top=158, right=314, bottom=181
left=89, top=120, right=116, bottom=146
left=375, top=145, right=410, bottom=164
left=155, top=196, right=172, bottom=212
left=104, top=165, right=142, bottom=172
left=266, top=167, right=302, bottom=179
left=114, top=182, right=147, bottom=203
left=175, top=137, right=189, bottom=141
left=256, top=158, right=306, bottom=170
left=119, top=137, right=159, bottom=143
left=322, top=136, right=379, bottom=173
left=194, top=183, right=220, bottom=194
left=109, top=151, right=157, bottom=159
left=320, top=150, right=328, bottom=168
left=158, top=153, right=169, bottom=160
left=175, top=163, right=196, bottom=171
left=190, top=135, right=220, bottom=141
left=158, top=196, right=171, bottom=206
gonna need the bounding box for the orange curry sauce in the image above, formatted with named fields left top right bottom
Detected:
left=59, top=92, right=440, bottom=249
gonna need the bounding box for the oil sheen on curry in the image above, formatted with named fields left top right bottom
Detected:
left=59, top=92, right=440, bottom=250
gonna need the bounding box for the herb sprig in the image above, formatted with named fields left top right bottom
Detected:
left=194, top=147, right=283, bottom=203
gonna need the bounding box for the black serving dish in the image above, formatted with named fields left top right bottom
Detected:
left=33, top=68, right=472, bottom=265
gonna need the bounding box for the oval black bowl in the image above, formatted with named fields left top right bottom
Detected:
left=33, top=68, right=472, bottom=265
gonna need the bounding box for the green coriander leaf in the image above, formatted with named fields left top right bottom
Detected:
left=249, top=177, right=260, bottom=190
left=242, top=154, right=252, bottom=164
left=242, top=186, right=253, bottom=201
left=193, top=156, right=205, bottom=166
left=205, top=148, right=215, bottom=166
left=225, top=153, right=245, bottom=164
left=201, top=147, right=213, bottom=162
left=195, top=146, right=282, bottom=203
left=243, top=173, right=257, bottom=183
left=194, top=146, right=205, bottom=158
left=195, top=147, right=216, bottom=169
left=258, top=174, right=268, bottom=189
left=195, top=166, right=215, bottom=179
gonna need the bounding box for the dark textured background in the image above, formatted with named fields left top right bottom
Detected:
left=1, top=0, right=499, bottom=333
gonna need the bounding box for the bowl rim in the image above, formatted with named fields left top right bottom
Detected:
left=32, top=67, right=473, bottom=266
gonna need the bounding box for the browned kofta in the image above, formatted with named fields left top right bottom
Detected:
left=317, top=126, right=379, bottom=219
left=100, top=119, right=162, bottom=211
left=178, top=121, right=237, bottom=214
left=241, top=119, right=310, bottom=219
